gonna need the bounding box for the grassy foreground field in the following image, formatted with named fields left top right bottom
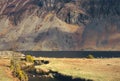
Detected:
left=35, top=58, right=120, bottom=81
left=0, top=59, right=19, bottom=81
left=0, top=57, right=120, bottom=81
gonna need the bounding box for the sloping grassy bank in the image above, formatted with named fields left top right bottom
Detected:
left=34, top=57, right=120, bottom=81
left=0, top=59, right=19, bottom=81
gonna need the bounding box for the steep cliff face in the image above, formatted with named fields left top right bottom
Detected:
left=0, top=0, right=120, bottom=51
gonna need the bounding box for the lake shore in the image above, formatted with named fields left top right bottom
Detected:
left=0, top=51, right=120, bottom=81
left=31, top=57, right=120, bottom=81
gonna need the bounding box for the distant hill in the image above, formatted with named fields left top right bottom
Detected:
left=0, top=0, right=120, bottom=51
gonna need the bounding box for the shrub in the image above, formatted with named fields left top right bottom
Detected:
left=10, top=58, right=28, bottom=81
left=10, top=59, right=20, bottom=71
left=25, top=55, right=34, bottom=63
left=87, top=54, right=95, bottom=59
left=10, top=65, right=14, bottom=70
left=12, top=63, right=21, bottom=77
left=18, top=70, right=28, bottom=81
left=10, top=59, right=14, bottom=70
left=11, top=63, right=28, bottom=81
left=22, top=71, right=28, bottom=81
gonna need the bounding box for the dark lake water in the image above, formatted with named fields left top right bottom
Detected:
left=29, top=77, right=58, bottom=81
left=21, top=51, right=120, bottom=58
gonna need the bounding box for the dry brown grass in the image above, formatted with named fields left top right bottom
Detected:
left=0, top=57, right=119, bottom=81
left=0, top=59, right=19, bottom=81
left=35, top=57, right=120, bottom=81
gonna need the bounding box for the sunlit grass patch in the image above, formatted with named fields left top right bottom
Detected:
left=34, top=57, right=120, bottom=81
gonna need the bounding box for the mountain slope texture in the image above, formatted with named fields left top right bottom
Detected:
left=0, top=0, right=120, bottom=51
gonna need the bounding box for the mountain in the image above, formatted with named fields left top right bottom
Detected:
left=0, top=0, right=120, bottom=51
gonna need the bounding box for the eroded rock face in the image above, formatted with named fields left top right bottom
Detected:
left=0, top=0, right=120, bottom=51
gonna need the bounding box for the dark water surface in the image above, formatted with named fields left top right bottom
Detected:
left=22, top=51, right=120, bottom=58
left=29, top=77, right=58, bottom=81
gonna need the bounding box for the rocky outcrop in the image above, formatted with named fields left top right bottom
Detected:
left=0, top=0, right=120, bottom=51
left=0, top=51, right=24, bottom=58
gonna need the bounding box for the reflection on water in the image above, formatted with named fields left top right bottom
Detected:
left=29, top=77, right=58, bottom=81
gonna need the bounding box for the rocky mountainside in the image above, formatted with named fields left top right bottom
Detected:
left=0, top=0, right=120, bottom=51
